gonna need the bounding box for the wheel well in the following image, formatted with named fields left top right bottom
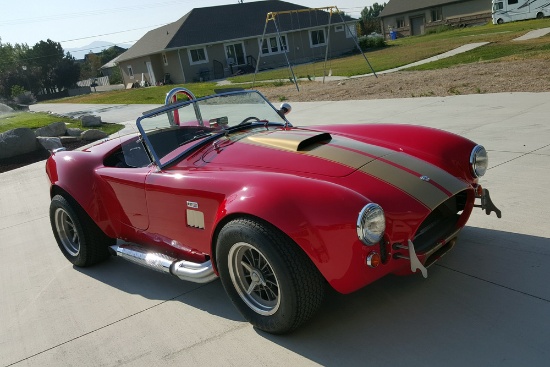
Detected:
left=51, top=185, right=71, bottom=200
left=210, top=213, right=319, bottom=278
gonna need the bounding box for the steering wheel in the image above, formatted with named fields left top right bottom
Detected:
left=239, top=116, right=261, bottom=125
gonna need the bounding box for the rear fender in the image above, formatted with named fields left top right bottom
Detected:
left=46, top=152, right=117, bottom=238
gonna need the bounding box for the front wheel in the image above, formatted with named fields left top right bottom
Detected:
left=50, top=195, right=114, bottom=266
left=217, top=218, right=325, bottom=334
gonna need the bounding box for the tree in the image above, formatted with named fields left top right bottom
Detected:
left=0, top=38, right=80, bottom=98
left=54, top=57, right=81, bottom=90
left=358, top=2, right=386, bottom=36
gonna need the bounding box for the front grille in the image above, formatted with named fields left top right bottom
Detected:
left=413, top=190, right=467, bottom=254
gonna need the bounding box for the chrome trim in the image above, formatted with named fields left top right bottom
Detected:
left=407, top=240, right=428, bottom=278
left=470, top=145, right=488, bottom=178
left=110, top=244, right=217, bottom=283
left=52, top=147, right=67, bottom=154
left=357, top=203, right=385, bottom=245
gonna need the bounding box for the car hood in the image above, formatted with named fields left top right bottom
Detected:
left=199, top=129, right=383, bottom=177
left=203, top=128, right=464, bottom=183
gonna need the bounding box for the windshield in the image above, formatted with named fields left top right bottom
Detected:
left=135, top=90, right=288, bottom=168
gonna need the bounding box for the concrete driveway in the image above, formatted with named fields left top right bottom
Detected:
left=2, top=92, right=549, bottom=366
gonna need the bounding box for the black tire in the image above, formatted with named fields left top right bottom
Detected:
left=49, top=194, right=114, bottom=267
left=536, top=12, right=544, bottom=19
left=216, top=218, right=325, bottom=334
left=497, top=18, right=504, bottom=24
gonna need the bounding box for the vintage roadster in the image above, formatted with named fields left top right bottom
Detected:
left=46, top=88, right=501, bottom=334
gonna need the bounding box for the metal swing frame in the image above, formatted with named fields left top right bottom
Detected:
left=253, top=6, right=377, bottom=92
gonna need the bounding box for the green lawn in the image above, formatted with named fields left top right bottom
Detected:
left=0, top=112, right=124, bottom=134
left=42, top=18, right=550, bottom=105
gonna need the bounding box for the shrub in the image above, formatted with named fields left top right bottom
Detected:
left=13, top=91, right=37, bottom=106
left=10, top=85, right=26, bottom=99
left=358, top=35, right=387, bottom=51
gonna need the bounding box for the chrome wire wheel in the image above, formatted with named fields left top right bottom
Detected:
left=228, top=242, right=281, bottom=316
left=54, top=207, right=80, bottom=257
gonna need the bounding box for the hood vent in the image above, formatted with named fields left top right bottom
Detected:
left=246, top=131, right=332, bottom=152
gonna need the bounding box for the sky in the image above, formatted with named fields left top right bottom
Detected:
left=0, top=0, right=376, bottom=54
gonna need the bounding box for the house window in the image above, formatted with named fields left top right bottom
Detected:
left=396, top=18, right=405, bottom=28
left=345, top=25, right=357, bottom=38
left=431, top=8, right=442, bottom=22
left=225, top=42, right=246, bottom=65
left=127, top=65, right=134, bottom=79
left=335, top=25, right=344, bottom=32
left=188, top=47, right=208, bottom=65
left=162, top=53, right=168, bottom=66
left=260, top=35, right=288, bottom=55
left=309, top=29, right=326, bottom=47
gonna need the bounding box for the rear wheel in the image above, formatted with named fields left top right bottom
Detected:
left=536, top=12, right=544, bottom=19
left=50, top=195, right=114, bottom=266
left=217, top=218, right=325, bottom=334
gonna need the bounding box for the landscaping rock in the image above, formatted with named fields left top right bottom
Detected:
left=0, top=103, right=14, bottom=113
left=80, top=115, right=102, bottom=127
left=59, top=136, right=79, bottom=144
left=37, top=137, right=63, bottom=151
left=0, top=128, right=38, bottom=159
left=81, top=129, right=108, bottom=141
left=66, top=128, right=83, bottom=137
left=34, top=121, right=67, bottom=137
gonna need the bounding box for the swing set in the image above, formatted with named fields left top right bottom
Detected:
left=253, top=6, right=377, bottom=92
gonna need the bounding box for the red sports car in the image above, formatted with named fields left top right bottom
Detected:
left=46, top=88, right=501, bottom=334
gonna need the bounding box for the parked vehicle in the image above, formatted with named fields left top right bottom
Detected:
left=492, top=0, right=550, bottom=24
left=46, top=88, right=501, bottom=334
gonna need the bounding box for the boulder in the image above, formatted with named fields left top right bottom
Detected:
left=34, top=121, right=67, bottom=137
left=81, top=129, right=108, bottom=141
left=0, top=103, right=14, bottom=113
left=81, top=115, right=102, bottom=127
left=59, top=136, right=79, bottom=144
left=37, top=137, right=63, bottom=151
left=66, top=128, right=83, bottom=137
left=0, top=128, right=38, bottom=159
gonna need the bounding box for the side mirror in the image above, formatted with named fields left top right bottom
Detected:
left=278, top=102, right=292, bottom=116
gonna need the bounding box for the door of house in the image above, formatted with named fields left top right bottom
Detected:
left=411, top=16, right=425, bottom=36
left=146, top=61, right=156, bottom=86
left=225, top=43, right=246, bottom=66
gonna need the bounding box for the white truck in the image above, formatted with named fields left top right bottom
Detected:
left=492, top=0, right=550, bottom=24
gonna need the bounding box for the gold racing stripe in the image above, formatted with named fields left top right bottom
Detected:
left=359, top=160, right=450, bottom=209
left=241, top=133, right=467, bottom=209
left=380, top=152, right=467, bottom=196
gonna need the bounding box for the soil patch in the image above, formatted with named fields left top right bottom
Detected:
left=255, top=59, right=550, bottom=102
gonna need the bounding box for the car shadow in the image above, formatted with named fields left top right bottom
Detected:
left=74, top=258, right=243, bottom=322
left=255, top=226, right=550, bottom=365
left=74, top=226, right=550, bottom=365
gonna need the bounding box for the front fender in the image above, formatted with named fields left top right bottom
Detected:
left=210, top=172, right=370, bottom=290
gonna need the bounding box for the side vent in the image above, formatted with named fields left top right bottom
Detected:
left=187, top=210, right=205, bottom=229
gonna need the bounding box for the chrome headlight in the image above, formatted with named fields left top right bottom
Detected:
left=470, top=145, right=488, bottom=178
left=357, top=203, right=386, bottom=245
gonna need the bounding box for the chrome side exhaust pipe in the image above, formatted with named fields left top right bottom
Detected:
left=110, top=244, right=218, bottom=284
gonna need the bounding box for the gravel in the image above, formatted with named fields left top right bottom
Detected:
left=256, top=59, right=550, bottom=102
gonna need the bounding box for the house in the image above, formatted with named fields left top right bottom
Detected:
left=379, top=0, right=492, bottom=39
left=116, top=0, right=357, bottom=86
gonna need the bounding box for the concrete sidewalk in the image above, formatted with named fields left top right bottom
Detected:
left=6, top=93, right=550, bottom=366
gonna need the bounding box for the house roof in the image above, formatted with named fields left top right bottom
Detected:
left=118, top=0, right=354, bottom=62
left=379, top=0, right=463, bottom=17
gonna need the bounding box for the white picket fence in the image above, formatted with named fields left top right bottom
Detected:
left=77, top=76, right=110, bottom=87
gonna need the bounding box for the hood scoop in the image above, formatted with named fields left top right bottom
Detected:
left=246, top=131, right=332, bottom=152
